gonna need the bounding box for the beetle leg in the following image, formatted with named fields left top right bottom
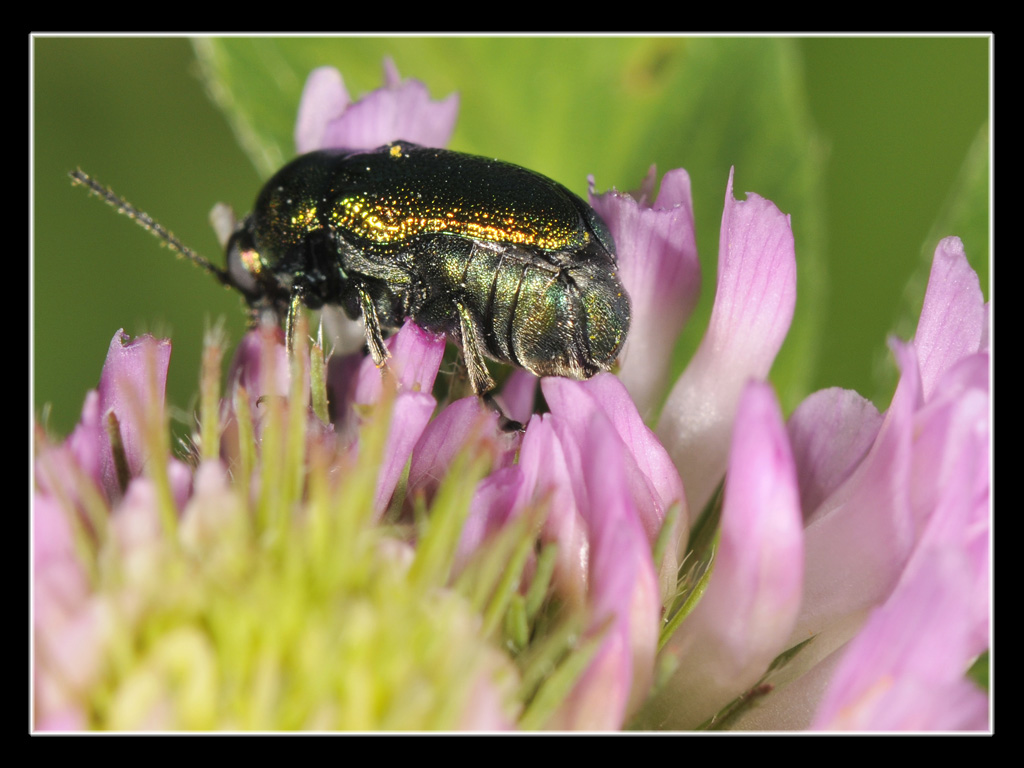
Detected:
left=456, top=301, right=496, bottom=395
left=562, top=281, right=599, bottom=380
left=356, top=283, right=391, bottom=368
left=482, top=392, right=524, bottom=433
left=285, top=289, right=304, bottom=354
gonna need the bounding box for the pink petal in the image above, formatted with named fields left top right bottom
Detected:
left=458, top=662, right=518, bottom=731
left=650, top=382, right=802, bottom=728
left=657, top=169, right=797, bottom=517
left=227, top=326, right=289, bottom=402
left=588, top=167, right=700, bottom=418
left=543, top=375, right=685, bottom=551
left=295, top=66, right=352, bottom=154
left=111, top=476, right=164, bottom=558
left=787, top=388, right=883, bottom=520
left=903, top=352, right=991, bottom=658
left=979, top=302, right=990, bottom=352
left=34, top=707, right=88, bottom=732
left=517, top=414, right=589, bottom=605
left=913, top=237, right=985, bottom=402
left=167, top=458, right=193, bottom=513
left=64, top=390, right=103, bottom=495
left=300, top=61, right=459, bottom=153
left=407, top=396, right=513, bottom=507
left=455, top=466, right=523, bottom=572
left=374, top=390, right=436, bottom=517
left=709, top=382, right=803, bottom=661
left=812, top=550, right=988, bottom=731
left=343, top=322, right=445, bottom=517
left=353, top=319, right=445, bottom=405
left=36, top=399, right=102, bottom=512
left=494, top=369, right=538, bottom=427
left=85, top=331, right=173, bottom=501
left=550, top=413, right=659, bottom=729
left=792, top=341, right=920, bottom=647
left=34, top=596, right=111, bottom=728
left=33, top=493, right=90, bottom=630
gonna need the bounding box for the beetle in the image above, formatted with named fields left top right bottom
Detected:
left=72, top=141, right=631, bottom=406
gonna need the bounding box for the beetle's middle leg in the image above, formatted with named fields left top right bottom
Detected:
left=455, top=301, right=496, bottom=396
left=356, top=283, right=391, bottom=367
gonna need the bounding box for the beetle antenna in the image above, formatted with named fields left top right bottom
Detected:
left=70, top=169, right=231, bottom=286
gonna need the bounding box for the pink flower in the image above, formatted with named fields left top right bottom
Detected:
left=721, top=238, right=990, bottom=731
left=617, top=166, right=988, bottom=730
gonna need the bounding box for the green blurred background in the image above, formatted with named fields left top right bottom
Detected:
left=33, top=37, right=989, bottom=439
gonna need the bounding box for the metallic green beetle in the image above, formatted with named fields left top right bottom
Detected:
left=225, top=141, right=631, bottom=397
left=74, top=141, right=631, bottom=401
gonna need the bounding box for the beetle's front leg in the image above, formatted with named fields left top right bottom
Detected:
left=286, top=289, right=305, bottom=354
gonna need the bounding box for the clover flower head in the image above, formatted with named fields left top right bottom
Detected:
left=33, top=62, right=990, bottom=732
